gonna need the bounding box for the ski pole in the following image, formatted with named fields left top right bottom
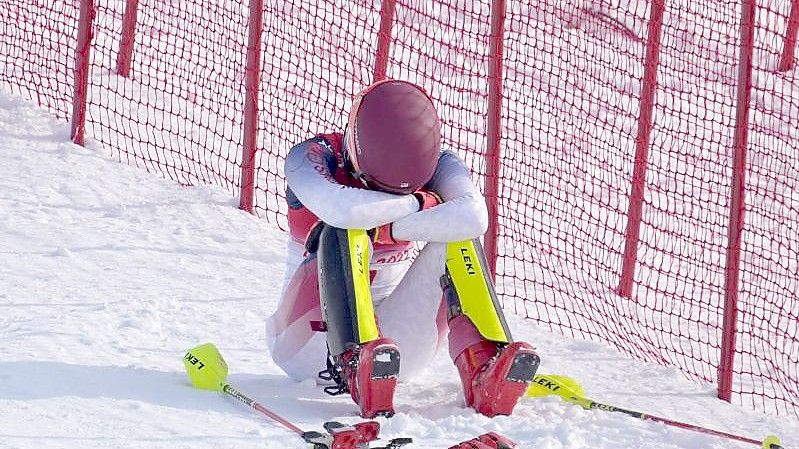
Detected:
left=182, top=342, right=412, bottom=449
left=527, top=374, right=785, bottom=449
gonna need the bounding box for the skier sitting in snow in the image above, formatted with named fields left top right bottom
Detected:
left=266, top=79, right=539, bottom=419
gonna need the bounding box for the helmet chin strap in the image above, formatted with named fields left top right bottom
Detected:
left=340, top=125, right=351, bottom=170
left=340, top=129, right=354, bottom=170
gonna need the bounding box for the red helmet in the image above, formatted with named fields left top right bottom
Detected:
left=344, top=79, right=441, bottom=195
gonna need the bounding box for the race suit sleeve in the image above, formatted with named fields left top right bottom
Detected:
left=284, top=139, right=420, bottom=230
left=391, top=151, right=488, bottom=243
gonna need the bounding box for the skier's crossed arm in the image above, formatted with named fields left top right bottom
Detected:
left=392, top=151, right=488, bottom=243
left=285, top=139, right=487, bottom=243
left=285, top=139, right=418, bottom=230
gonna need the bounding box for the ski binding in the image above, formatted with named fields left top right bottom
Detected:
left=302, top=421, right=412, bottom=449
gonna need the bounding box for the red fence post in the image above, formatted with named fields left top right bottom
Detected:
left=239, top=0, right=265, bottom=213
left=718, top=0, right=756, bottom=403
left=779, top=0, right=799, bottom=72
left=373, top=0, right=397, bottom=82
left=70, top=0, right=96, bottom=146
left=484, top=0, right=507, bottom=280
left=617, top=0, right=667, bottom=298
left=116, top=0, right=139, bottom=77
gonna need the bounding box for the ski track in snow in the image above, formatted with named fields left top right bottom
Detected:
left=1, top=89, right=798, bottom=449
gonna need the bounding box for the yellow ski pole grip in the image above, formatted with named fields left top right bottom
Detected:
left=183, top=342, right=228, bottom=391
left=762, top=435, right=783, bottom=449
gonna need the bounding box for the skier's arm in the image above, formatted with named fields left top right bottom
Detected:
left=285, top=139, right=420, bottom=230
left=391, top=151, right=488, bottom=243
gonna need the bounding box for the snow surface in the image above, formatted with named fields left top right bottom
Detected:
left=1, top=89, right=798, bottom=448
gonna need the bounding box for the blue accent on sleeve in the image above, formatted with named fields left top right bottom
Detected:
left=313, top=136, right=339, bottom=176
left=286, top=186, right=303, bottom=209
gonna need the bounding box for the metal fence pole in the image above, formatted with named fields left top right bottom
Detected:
left=70, top=0, right=96, bottom=145
left=779, top=0, right=799, bottom=72
left=373, top=0, right=397, bottom=82
left=116, top=0, right=139, bottom=77
left=239, top=0, right=265, bottom=213
left=484, top=0, right=507, bottom=280
left=617, top=0, right=666, bottom=298
left=718, top=0, right=756, bottom=402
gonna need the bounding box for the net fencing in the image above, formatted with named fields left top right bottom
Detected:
left=1, top=1, right=78, bottom=119
left=740, top=0, right=799, bottom=415
left=87, top=0, right=247, bottom=189
left=0, top=0, right=797, bottom=417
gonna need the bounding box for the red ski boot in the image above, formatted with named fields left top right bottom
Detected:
left=338, top=337, right=401, bottom=419
left=449, top=315, right=539, bottom=417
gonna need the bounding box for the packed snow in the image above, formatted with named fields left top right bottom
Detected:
left=1, top=89, right=798, bottom=449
